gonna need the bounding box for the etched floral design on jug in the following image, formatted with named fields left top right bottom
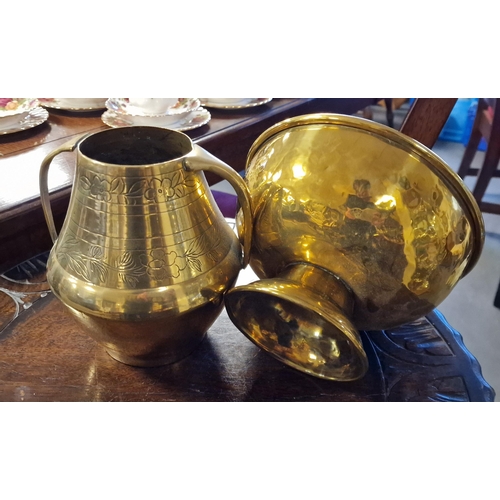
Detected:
left=89, top=176, right=113, bottom=201
left=79, top=171, right=197, bottom=205
left=57, top=229, right=222, bottom=288
left=144, top=178, right=176, bottom=202
left=141, top=249, right=181, bottom=280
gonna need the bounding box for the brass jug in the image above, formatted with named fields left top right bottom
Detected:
left=225, top=114, right=484, bottom=382
left=40, top=126, right=252, bottom=367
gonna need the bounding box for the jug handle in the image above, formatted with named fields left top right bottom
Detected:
left=183, top=145, right=252, bottom=268
left=39, top=133, right=90, bottom=243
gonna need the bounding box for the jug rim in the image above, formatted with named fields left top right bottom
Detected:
left=77, top=126, right=195, bottom=167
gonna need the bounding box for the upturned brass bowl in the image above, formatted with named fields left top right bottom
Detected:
left=225, top=113, right=484, bottom=381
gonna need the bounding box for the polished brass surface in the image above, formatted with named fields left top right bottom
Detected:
left=227, top=113, right=484, bottom=381
left=39, top=126, right=252, bottom=367
left=225, top=263, right=368, bottom=381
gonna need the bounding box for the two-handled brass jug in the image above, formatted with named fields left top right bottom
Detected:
left=40, top=126, right=252, bottom=367
left=225, top=114, right=484, bottom=382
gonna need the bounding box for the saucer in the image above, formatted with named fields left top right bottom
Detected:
left=0, top=107, right=49, bottom=135
left=107, top=98, right=200, bottom=117
left=199, top=98, right=272, bottom=109
left=101, top=107, right=211, bottom=132
left=39, top=98, right=107, bottom=111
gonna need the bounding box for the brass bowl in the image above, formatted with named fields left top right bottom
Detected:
left=225, top=113, right=484, bottom=381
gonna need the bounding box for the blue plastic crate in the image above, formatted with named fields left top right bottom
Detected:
left=439, top=98, right=475, bottom=143
left=433, top=98, right=486, bottom=151
left=407, top=98, right=487, bottom=150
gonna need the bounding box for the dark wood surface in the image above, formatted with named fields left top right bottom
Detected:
left=400, top=98, right=458, bottom=149
left=0, top=98, right=377, bottom=273
left=0, top=251, right=494, bottom=402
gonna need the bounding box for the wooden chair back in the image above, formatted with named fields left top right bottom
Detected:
left=456, top=98, right=500, bottom=215
left=399, top=98, right=458, bottom=148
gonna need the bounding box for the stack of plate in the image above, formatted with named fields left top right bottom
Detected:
left=102, top=98, right=211, bottom=131
left=0, top=98, right=48, bottom=135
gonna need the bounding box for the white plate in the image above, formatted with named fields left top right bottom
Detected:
left=0, top=110, right=30, bottom=128
left=0, top=107, right=49, bottom=135
left=101, top=107, right=211, bottom=132
left=106, top=98, right=200, bottom=117
left=39, top=98, right=107, bottom=111
left=199, top=98, right=272, bottom=109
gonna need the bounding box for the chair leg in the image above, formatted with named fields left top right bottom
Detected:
left=457, top=99, right=488, bottom=179
left=472, top=104, right=500, bottom=204
left=384, top=98, right=394, bottom=128
left=494, top=281, right=500, bottom=309
left=473, top=146, right=500, bottom=204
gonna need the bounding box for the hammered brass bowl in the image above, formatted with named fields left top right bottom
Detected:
left=225, top=113, right=484, bottom=381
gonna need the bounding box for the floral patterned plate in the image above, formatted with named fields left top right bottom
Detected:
left=0, top=98, right=38, bottom=115
left=0, top=98, right=39, bottom=127
left=101, top=107, right=211, bottom=132
left=0, top=107, right=48, bottom=135
left=199, top=98, right=272, bottom=109
left=39, top=98, right=107, bottom=111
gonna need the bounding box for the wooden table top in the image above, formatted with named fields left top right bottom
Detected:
left=0, top=97, right=494, bottom=402
left=0, top=251, right=494, bottom=402
left=0, top=98, right=376, bottom=213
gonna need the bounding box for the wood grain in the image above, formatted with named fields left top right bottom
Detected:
left=400, top=98, right=457, bottom=149
left=0, top=274, right=493, bottom=402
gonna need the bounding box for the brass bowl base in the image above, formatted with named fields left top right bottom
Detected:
left=225, top=263, right=368, bottom=381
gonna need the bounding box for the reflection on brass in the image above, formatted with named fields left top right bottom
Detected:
left=39, top=126, right=252, bottom=367
left=226, top=114, right=484, bottom=381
